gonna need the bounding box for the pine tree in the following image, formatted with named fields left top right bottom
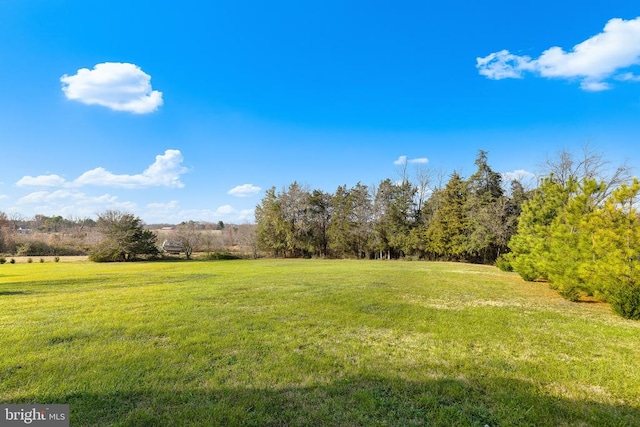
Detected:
left=590, top=179, right=640, bottom=318
left=509, top=177, right=569, bottom=281
left=545, top=178, right=605, bottom=300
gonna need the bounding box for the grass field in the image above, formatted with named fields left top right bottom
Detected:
left=1, top=259, right=639, bottom=426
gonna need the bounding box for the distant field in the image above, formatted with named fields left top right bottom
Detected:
left=1, top=260, right=639, bottom=426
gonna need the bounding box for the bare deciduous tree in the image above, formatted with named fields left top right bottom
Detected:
left=540, top=144, right=632, bottom=202
left=173, top=221, right=203, bottom=260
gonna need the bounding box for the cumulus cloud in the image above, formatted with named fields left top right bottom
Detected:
left=393, top=155, right=429, bottom=165
left=0, top=194, right=8, bottom=200
left=73, top=149, right=187, bottom=189
left=214, top=205, right=237, bottom=216
left=61, top=62, right=163, bottom=113
left=16, top=174, right=66, bottom=188
left=228, top=184, right=262, bottom=197
left=16, top=150, right=188, bottom=190
left=477, top=16, right=640, bottom=91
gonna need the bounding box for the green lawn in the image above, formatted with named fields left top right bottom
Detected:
left=1, top=259, right=639, bottom=426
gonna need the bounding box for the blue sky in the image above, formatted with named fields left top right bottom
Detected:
left=1, top=1, right=639, bottom=224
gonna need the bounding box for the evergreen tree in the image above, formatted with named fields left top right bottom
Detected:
left=255, top=187, right=288, bottom=257
left=545, top=178, right=605, bottom=300
left=425, top=172, right=469, bottom=260
left=328, top=183, right=372, bottom=258
left=90, top=210, right=159, bottom=262
left=589, top=179, right=640, bottom=318
left=328, top=185, right=354, bottom=258
left=509, top=177, right=569, bottom=281
left=465, top=150, right=505, bottom=263
left=306, top=189, right=332, bottom=257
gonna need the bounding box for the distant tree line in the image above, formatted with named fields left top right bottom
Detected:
left=0, top=212, right=95, bottom=256
left=255, top=150, right=527, bottom=263
left=0, top=210, right=252, bottom=260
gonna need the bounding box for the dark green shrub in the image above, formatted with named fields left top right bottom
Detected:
left=0, top=256, right=6, bottom=264
left=495, top=254, right=514, bottom=272
left=54, top=256, right=60, bottom=263
left=204, top=251, right=241, bottom=260
left=39, top=258, right=45, bottom=263
left=27, top=257, right=33, bottom=263
left=611, top=283, right=640, bottom=320
left=558, top=285, right=581, bottom=302
left=9, top=258, right=15, bottom=264
left=88, top=246, right=122, bottom=262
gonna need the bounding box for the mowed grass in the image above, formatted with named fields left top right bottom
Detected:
left=1, top=260, right=639, bottom=426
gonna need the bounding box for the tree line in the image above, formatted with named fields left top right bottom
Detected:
left=255, top=150, right=527, bottom=263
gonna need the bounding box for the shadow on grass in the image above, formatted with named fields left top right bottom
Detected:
left=36, top=375, right=640, bottom=426
left=0, top=277, right=160, bottom=293
left=0, top=291, right=31, bottom=296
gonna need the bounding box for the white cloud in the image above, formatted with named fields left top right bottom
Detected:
left=410, top=157, right=429, bottom=164
left=211, top=205, right=253, bottom=222
left=147, top=201, right=180, bottom=210
left=228, top=184, right=262, bottom=197
left=61, top=62, right=163, bottom=114
left=476, top=50, right=533, bottom=80
left=580, top=81, right=612, bottom=91
left=15, top=150, right=187, bottom=190
left=393, top=156, right=408, bottom=165
left=16, top=174, right=66, bottom=188
left=393, top=155, right=429, bottom=165
left=477, top=17, right=640, bottom=91
left=73, top=149, right=187, bottom=189
left=616, top=72, right=640, bottom=82
left=0, top=194, right=8, bottom=200
left=238, top=209, right=255, bottom=222
left=214, top=205, right=237, bottom=216
left=502, top=169, right=536, bottom=183
left=15, top=189, right=136, bottom=217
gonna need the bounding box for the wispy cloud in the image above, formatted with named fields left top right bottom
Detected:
left=502, top=169, right=536, bottom=183
left=16, top=189, right=136, bottom=217
left=477, top=17, right=640, bottom=91
left=393, top=155, right=429, bottom=166
left=16, top=174, right=66, bottom=188
left=147, top=201, right=180, bottom=210
left=15, top=150, right=188, bottom=189
left=0, top=194, right=8, bottom=200
left=228, top=184, right=262, bottom=197
left=61, top=62, right=163, bottom=113
left=214, top=205, right=254, bottom=222
left=616, top=72, right=640, bottom=82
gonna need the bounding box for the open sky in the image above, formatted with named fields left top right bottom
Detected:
left=1, top=1, right=639, bottom=224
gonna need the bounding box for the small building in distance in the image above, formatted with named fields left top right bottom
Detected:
left=162, top=239, right=184, bottom=254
